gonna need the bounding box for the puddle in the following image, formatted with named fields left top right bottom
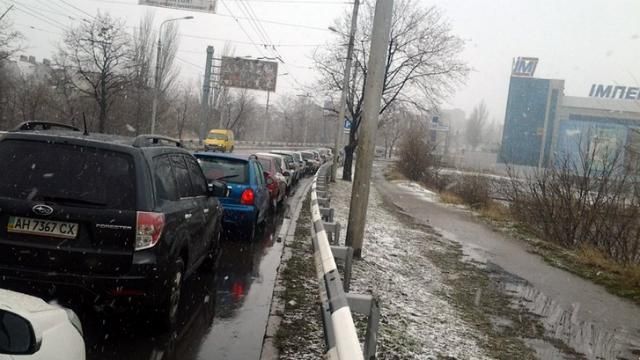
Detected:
left=488, top=264, right=640, bottom=360
left=438, top=228, right=489, bottom=264
left=523, top=338, right=571, bottom=360
left=394, top=180, right=440, bottom=203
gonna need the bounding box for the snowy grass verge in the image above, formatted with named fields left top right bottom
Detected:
left=332, top=172, right=489, bottom=359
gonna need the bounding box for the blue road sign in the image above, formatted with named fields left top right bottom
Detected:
left=344, top=119, right=352, bottom=130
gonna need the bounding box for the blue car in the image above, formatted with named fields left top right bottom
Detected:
left=194, top=152, right=270, bottom=240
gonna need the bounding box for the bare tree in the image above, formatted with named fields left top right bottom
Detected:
left=465, top=100, right=488, bottom=150
left=379, top=104, right=411, bottom=158
left=315, top=0, right=468, bottom=180
left=0, top=13, right=21, bottom=62
left=127, top=11, right=155, bottom=134
left=218, top=88, right=257, bottom=137
left=59, top=12, right=130, bottom=133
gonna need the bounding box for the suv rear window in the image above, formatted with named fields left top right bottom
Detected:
left=0, top=139, right=136, bottom=209
left=301, top=152, right=313, bottom=160
left=196, top=156, right=248, bottom=184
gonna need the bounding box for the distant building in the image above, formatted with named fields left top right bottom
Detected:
left=428, top=115, right=449, bottom=157
left=499, top=63, right=640, bottom=172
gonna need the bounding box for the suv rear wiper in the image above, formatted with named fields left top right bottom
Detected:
left=39, top=195, right=106, bottom=207
left=215, top=174, right=240, bottom=181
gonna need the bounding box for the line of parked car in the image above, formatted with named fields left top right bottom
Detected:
left=0, top=121, right=332, bottom=360
left=194, top=146, right=333, bottom=239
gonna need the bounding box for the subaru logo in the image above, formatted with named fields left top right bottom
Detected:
left=32, top=204, right=54, bottom=216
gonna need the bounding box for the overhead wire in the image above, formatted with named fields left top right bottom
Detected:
left=57, top=0, right=96, bottom=19
left=218, top=0, right=269, bottom=58
left=0, top=0, right=69, bottom=31
left=230, top=0, right=308, bottom=89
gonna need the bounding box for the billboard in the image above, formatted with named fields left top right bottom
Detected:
left=220, top=57, right=278, bottom=92
left=512, top=57, right=539, bottom=77
left=138, top=0, right=217, bottom=13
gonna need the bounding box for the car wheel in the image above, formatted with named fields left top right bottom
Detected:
left=156, top=258, right=184, bottom=331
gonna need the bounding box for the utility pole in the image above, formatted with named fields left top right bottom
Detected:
left=297, top=93, right=312, bottom=145
left=331, top=0, right=360, bottom=181
left=150, top=16, right=193, bottom=135
left=263, top=91, right=270, bottom=141
left=345, top=0, right=393, bottom=258
left=200, top=46, right=214, bottom=143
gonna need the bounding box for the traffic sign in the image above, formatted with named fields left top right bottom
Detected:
left=344, top=119, right=352, bottom=130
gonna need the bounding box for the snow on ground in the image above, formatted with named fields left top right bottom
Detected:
left=393, top=180, right=440, bottom=203
left=331, top=171, right=489, bottom=359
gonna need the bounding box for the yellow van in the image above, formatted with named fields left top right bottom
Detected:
left=204, top=129, right=235, bottom=152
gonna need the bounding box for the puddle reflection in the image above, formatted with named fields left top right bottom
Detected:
left=491, top=266, right=640, bottom=360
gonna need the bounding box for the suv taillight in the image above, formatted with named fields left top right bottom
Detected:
left=240, top=189, right=255, bottom=205
left=135, top=212, right=165, bottom=250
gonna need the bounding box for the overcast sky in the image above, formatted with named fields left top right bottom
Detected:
left=5, top=0, right=640, bottom=123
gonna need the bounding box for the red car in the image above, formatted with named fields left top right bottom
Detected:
left=255, top=153, right=287, bottom=211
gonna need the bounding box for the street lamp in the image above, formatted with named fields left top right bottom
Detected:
left=150, top=16, right=194, bottom=134
left=297, top=93, right=314, bottom=146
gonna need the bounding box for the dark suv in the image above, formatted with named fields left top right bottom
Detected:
left=0, top=123, right=225, bottom=328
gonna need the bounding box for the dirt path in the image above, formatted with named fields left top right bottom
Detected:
left=373, top=161, right=640, bottom=360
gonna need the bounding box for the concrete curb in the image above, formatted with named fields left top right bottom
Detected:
left=259, top=179, right=314, bottom=360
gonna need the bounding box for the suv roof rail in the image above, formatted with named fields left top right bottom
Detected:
left=133, top=135, right=182, bottom=148
left=12, top=121, right=80, bottom=132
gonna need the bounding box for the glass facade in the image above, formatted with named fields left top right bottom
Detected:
left=499, top=77, right=552, bottom=166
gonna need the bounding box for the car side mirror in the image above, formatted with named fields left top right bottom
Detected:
left=0, top=309, right=39, bottom=355
left=283, top=171, right=291, bottom=177
left=208, top=180, right=229, bottom=197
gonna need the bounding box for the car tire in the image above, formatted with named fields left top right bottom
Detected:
left=156, top=258, right=185, bottom=331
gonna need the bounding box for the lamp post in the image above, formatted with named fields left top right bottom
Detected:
left=329, top=0, right=360, bottom=181
left=150, top=16, right=194, bottom=134
left=297, top=93, right=313, bottom=146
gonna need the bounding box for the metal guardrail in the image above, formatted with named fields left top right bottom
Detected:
left=310, top=163, right=380, bottom=360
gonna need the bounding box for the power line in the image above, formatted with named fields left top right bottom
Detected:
left=219, top=0, right=268, bottom=58
left=0, top=0, right=69, bottom=31
left=57, top=0, right=95, bottom=19
left=85, top=0, right=331, bottom=31
left=216, top=12, right=329, bottom=31
left=28, top=0, right=80, bottom=20
left=229, top=0, right=307, bottom=88
left=175, top=56, right=205, bottom=72
left=177, top=34, right=324, bottom=47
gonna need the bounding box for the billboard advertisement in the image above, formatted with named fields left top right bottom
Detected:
left=220, top=57, right=278, bottom=92
left=138, top=0, right=217, bottom=13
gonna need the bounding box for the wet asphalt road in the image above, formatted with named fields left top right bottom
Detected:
left=75, top=177, right=311, bottom=360
left=374, top=161, right=640, bottom=360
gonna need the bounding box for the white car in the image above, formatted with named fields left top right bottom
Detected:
left=0, top=289, right=85, bottom=360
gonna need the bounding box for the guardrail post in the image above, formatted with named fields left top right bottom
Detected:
left=324, top=221, right=341, bottom=245
left=347, top=294, right=380, bottom=360
left=318, top=197, right=331, bottom=208
left=330, top=245, right=352, bottom=291
left=320, top=207, right=334, bottom=222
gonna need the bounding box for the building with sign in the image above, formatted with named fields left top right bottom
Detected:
left=499, top=60, right=640, bottom=172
